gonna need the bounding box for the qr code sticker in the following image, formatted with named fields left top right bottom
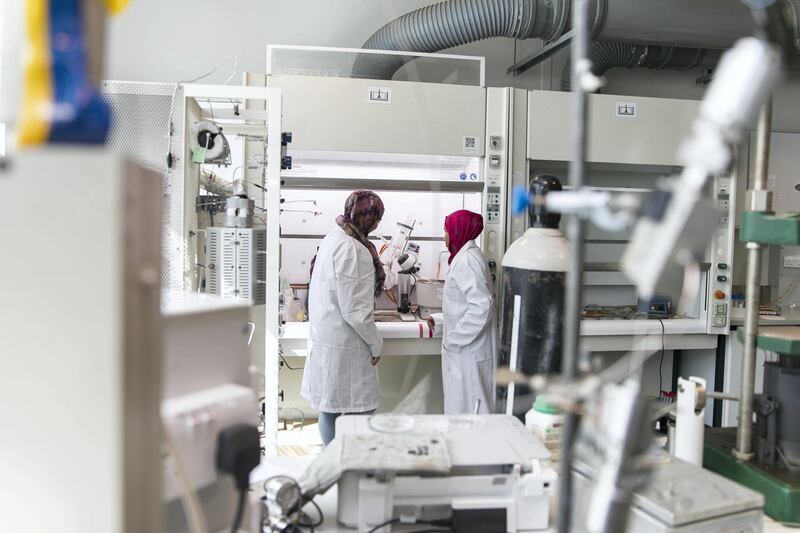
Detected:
left=463, top=136, right=479, bottom=154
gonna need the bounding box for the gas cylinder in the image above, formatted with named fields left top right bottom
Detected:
left=499, top=174, right=569, bottom=415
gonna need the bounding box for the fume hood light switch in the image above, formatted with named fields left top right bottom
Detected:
left=713, top=315, right=727, bottom=327
left=490, top=136, right=502, bottom=150
left=489, top=155, right=502, bottom=169
left=714, top=304, right=727, bottom=315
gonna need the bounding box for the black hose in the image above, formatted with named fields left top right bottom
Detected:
left=560, top=42, right=706, bottom=91
left=229, top=489, right=247, bottom=533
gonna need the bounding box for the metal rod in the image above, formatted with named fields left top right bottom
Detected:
left=506, top=30, right=575, bottom=75
left=706, top=391, right=740, bottom=402
left=558, top=0, right=591, bottom=531
left=754, top=100, right=772, bottom=193
left=734, top=100, right=772, bottom=461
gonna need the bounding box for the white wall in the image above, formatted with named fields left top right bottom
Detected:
left=106, top=0, right=538, bottom=87
left=107, top=1, right=800, bottom=132
left=105, top=0, right=558, bottom=92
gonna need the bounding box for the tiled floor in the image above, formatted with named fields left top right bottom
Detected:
left=277, top=418, right=323, bottom=457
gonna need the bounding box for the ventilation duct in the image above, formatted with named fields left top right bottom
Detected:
left=351, top=0, right=567, bottom=80
left=352, top=0, right=790, bottom=81
left=560, top=43, right=708, bottom=91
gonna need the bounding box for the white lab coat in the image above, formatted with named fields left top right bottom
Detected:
left=441, top=240, right=497, bottom=415
left=301, top=227, right=383, bottom=413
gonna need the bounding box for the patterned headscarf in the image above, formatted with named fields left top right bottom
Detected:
left=444, top=210, right=484, bottom=265
left=336, top=190, right=386, bottom=296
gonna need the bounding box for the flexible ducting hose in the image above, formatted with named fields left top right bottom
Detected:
left=560, top=42, right=706, bottom=91
left=352, top=0, right=564, bottom=79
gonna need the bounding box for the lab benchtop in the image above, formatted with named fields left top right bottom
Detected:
left=281, top=320, right=440, bottom=340
left=730, top=308, right=800, bottom=327
left=280, top=321, right=443, bottom=357
left=279, top=317, right=717, bottom=357
left=160, top=289, right=251, bottom=316
left=281, top=318, right=710, bottom=340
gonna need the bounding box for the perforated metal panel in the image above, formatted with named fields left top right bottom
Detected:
left=254, top=229, right=267, bottom=304
left=102, top=81, right=186, bottom=290
left=206, top=229, right=219, bottom=294
left=221, top=229, right=237, bottom=299
left=238, top=231, right=253, bottom=301
left=205, top=227, right=265, bottom=304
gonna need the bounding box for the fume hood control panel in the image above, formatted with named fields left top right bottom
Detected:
left=483, top=88, right=512, bottom=298
left=707, top=175, right=736, bottom=333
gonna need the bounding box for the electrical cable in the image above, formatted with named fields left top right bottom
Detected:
left=162, top=421, right=210, bottom=533
left=229, top=488, right=247, bottom=533
left=771, top=276, right=799, bottom=304
left=280, top=353, right=304, bottom=370
left=297, top=497, right=324, bottom=528
left=279, top=407, right=307, bottom=431
left=163, top=54, right=239, bottom=185
left=364, top=518, right=452, bottom=533
left=182, top=54, right=240, bottom=84
left=366, top=519, right=400, bottom=533
left=657, top=318, right=666, bottom=397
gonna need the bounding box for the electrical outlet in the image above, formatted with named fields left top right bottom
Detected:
left=784, top=256, right=800, bottom=268
left=487, top=211, right=500, bottom=223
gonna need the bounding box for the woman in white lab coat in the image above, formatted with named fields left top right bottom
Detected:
left=301, top=191, right=385, bottom=445
left=441, top=210, right=497, bottom=415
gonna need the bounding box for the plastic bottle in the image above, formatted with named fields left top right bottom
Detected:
left=279, top=277, right=294, bottom=322
left=525, top=396, right=564, bottom=461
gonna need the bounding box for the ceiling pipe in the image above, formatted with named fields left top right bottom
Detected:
left=588, top=0, right=755, bottom=49
left=353, top=0, right=798, bottom=81
left=560, top=43, right=707, bottom=91
left=351, top=0, right=567, bottom=80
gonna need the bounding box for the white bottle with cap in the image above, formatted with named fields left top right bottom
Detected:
left=526, top=396, right=564, bottom=461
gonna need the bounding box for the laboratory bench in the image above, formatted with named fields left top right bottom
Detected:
left=730, top=308, right=800, bottom=327
left=280, top=318, right=719, bottom=357
left=281, top=321, right=442, bottom=357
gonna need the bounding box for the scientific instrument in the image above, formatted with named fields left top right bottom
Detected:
left=380, top=213, right=417, bottom=291
left=205, top=227, right=266, bottom=304
left=262, top=415, right=556, bottom=533
left=190, top=119, right=231, bottom=164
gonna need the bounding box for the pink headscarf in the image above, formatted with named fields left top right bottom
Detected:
left=444, top=210, right=484, bottom=264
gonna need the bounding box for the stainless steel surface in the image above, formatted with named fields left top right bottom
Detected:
left=736, top=101, right=773, bottom=461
